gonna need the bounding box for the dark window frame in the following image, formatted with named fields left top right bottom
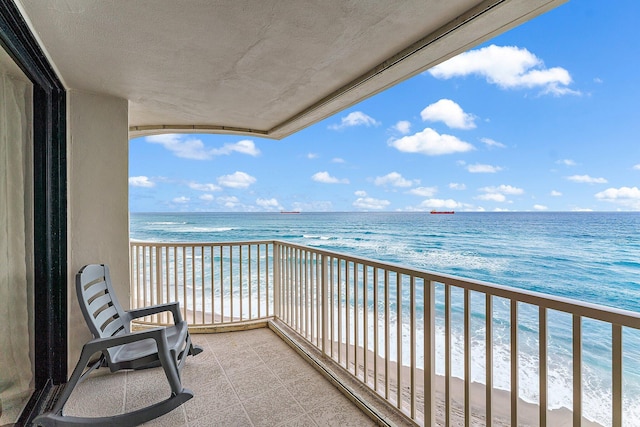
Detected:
left=0, top=0, right=67, bottom=422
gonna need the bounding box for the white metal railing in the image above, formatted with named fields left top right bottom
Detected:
left=130, top=240, right=640, bottom=426
left=130, top=240, right=274, bottom=326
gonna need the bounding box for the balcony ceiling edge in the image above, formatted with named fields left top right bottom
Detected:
left=16, top=0, right=566, bottom=141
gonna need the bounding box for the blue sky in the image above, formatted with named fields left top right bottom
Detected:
left=130, top=0, right=640, bottom=213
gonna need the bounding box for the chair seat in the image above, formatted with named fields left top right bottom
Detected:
left=110, top=321, right=189, bottom=366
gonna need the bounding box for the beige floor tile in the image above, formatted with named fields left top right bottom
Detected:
left=241, top=328, right=281, bottom=347
left=307, top=395, right=376, bottom=426
left=217, top=347, right=264, bottom=375
left=227, top=364, right=282, bottom=401
left=184, top=380, right=242, bottom=422
left=264, top=353, right=319, bottom=382
left=253, top=338, right=297, bottom=361
left=125, top=370, right=174, bottom=413
left=204, top=331, right=249, bottom=354
left=242, top=385, right=304, bottom=427
left=188, top=402, right=252, bottom=427
left=278, top=414, right=318, bottom=427
left=63, top=370, right=126, bottom=418
left=283, top=370, right=343, bottom=411
left=140, top=405, right=187, bottom=427
left=181, top=351, right=225, bottom=389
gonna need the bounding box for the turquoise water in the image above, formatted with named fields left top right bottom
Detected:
left=130, top=211, right=640, bottom=425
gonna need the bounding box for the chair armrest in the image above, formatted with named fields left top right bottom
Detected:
left=84, top=327, right=167, bottom=352
left=126, top=302, right=183, bottom=324
left=83, top=327, right=170, bottom=355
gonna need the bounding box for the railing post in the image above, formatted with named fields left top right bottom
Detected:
left=321, top=253, right=329, bottom=355
left=425, top=279, right=436, bottom=427
left=155, top=246, right=164, bottom=322
left=273, top=242, right=281, bottom=319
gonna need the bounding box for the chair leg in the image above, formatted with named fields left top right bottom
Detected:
left=159, top=347, right=184, bottom=396
left=189, top=343, right=204, bottom=356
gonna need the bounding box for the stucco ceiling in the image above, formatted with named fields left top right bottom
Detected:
left=17, top=0, right=565, bottom=139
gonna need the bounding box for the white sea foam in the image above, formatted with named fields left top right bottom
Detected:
left=169, top=226, right=234, bottom=233
left=148, top=221, right=187, bottom=225
left=407, top=249, right=509, bottom=274
left=303, top=234, right=333, bottom=240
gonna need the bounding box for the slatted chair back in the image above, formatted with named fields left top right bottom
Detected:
left=76, top=264, right=130, bottom=353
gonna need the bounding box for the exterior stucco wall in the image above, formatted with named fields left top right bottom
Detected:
left=67, top=90, right=129, bottom=373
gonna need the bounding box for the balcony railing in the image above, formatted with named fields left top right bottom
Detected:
left=130, top=240, right=640, bottom=426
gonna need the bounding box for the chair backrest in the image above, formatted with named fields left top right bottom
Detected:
left=76, top=264, right=130, bottom=340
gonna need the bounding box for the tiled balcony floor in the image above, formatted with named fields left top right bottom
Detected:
left=61, top=327, right=378, bottom=426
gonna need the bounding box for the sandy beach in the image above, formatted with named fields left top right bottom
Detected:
left=319, top=339, right=603, bottom=427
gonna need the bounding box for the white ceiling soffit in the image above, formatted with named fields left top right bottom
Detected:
left=17, top=0, right=566, bottom=140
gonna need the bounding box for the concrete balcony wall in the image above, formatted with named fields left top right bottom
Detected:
left=66, top=90, right=130, bottom=373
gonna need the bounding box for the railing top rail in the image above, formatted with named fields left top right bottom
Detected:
left=130, top=240, right=275, bottom=247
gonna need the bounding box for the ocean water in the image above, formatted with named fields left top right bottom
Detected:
left=130, top=211, right=640, bottom=425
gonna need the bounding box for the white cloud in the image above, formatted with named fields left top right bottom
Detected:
left=329, top=111, right=379, bottom=130
left=476, top=193, right=507, bottom=202
left=480, top=138, right=506, bottom=149
left=428, top=44, right=579, bottom=96
left=479, top=185, right=524, bottom=195
left=633, top=164, right=640, bottom=170
left=595, top=186, right=640, bottom=209
left=551, top=190, right=563, bottom=197
left=533, top=204, right=548, bottom=211
left=217, top=171, right=256, bottom=188
left=393, top=120, right=412, bottom=134
left=572, top=207, right=594, bottom=212
left=418, top=198, right=461, bottom=209
left=353, top=197, right=390, bottom=210
left=307, top=153, right=319, bottom=159
left=389, top=128, right=474, bottom=156
left=567, top=175, right=607, bottom=184
left=210, top=140, right=260, bottom=157
left=476, top=184, right=523, bottom=203
left=557, top=159, right=577, bottom=166
left=256, top=198, right=281, bottom=210
left=146, top=134, right=260, bottom=159
left=420, top=99, right=476, bottom=129
left=129, top=176, right=155, bottom=187
left=449, top=183, right=466, bottom=190
left=374, top=172, right=416, bottom=188
left=332, top=158, right=345, bottom=163
left=218, top=196, right=240, bottom=208
left=467, top=164, right=503, bottom=173
left=172, top=196, right=189, bottom=204
left=146, top=134, right=211, bottom=160
left=199, top=194, right=215, bottom=201
left=188, top=182, right=221, bottom=192
left=408, top=186, right=438, bottom=197
left=312, top=171, right=349, bottom=184
left=354, top=190, right=367, bottom=197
